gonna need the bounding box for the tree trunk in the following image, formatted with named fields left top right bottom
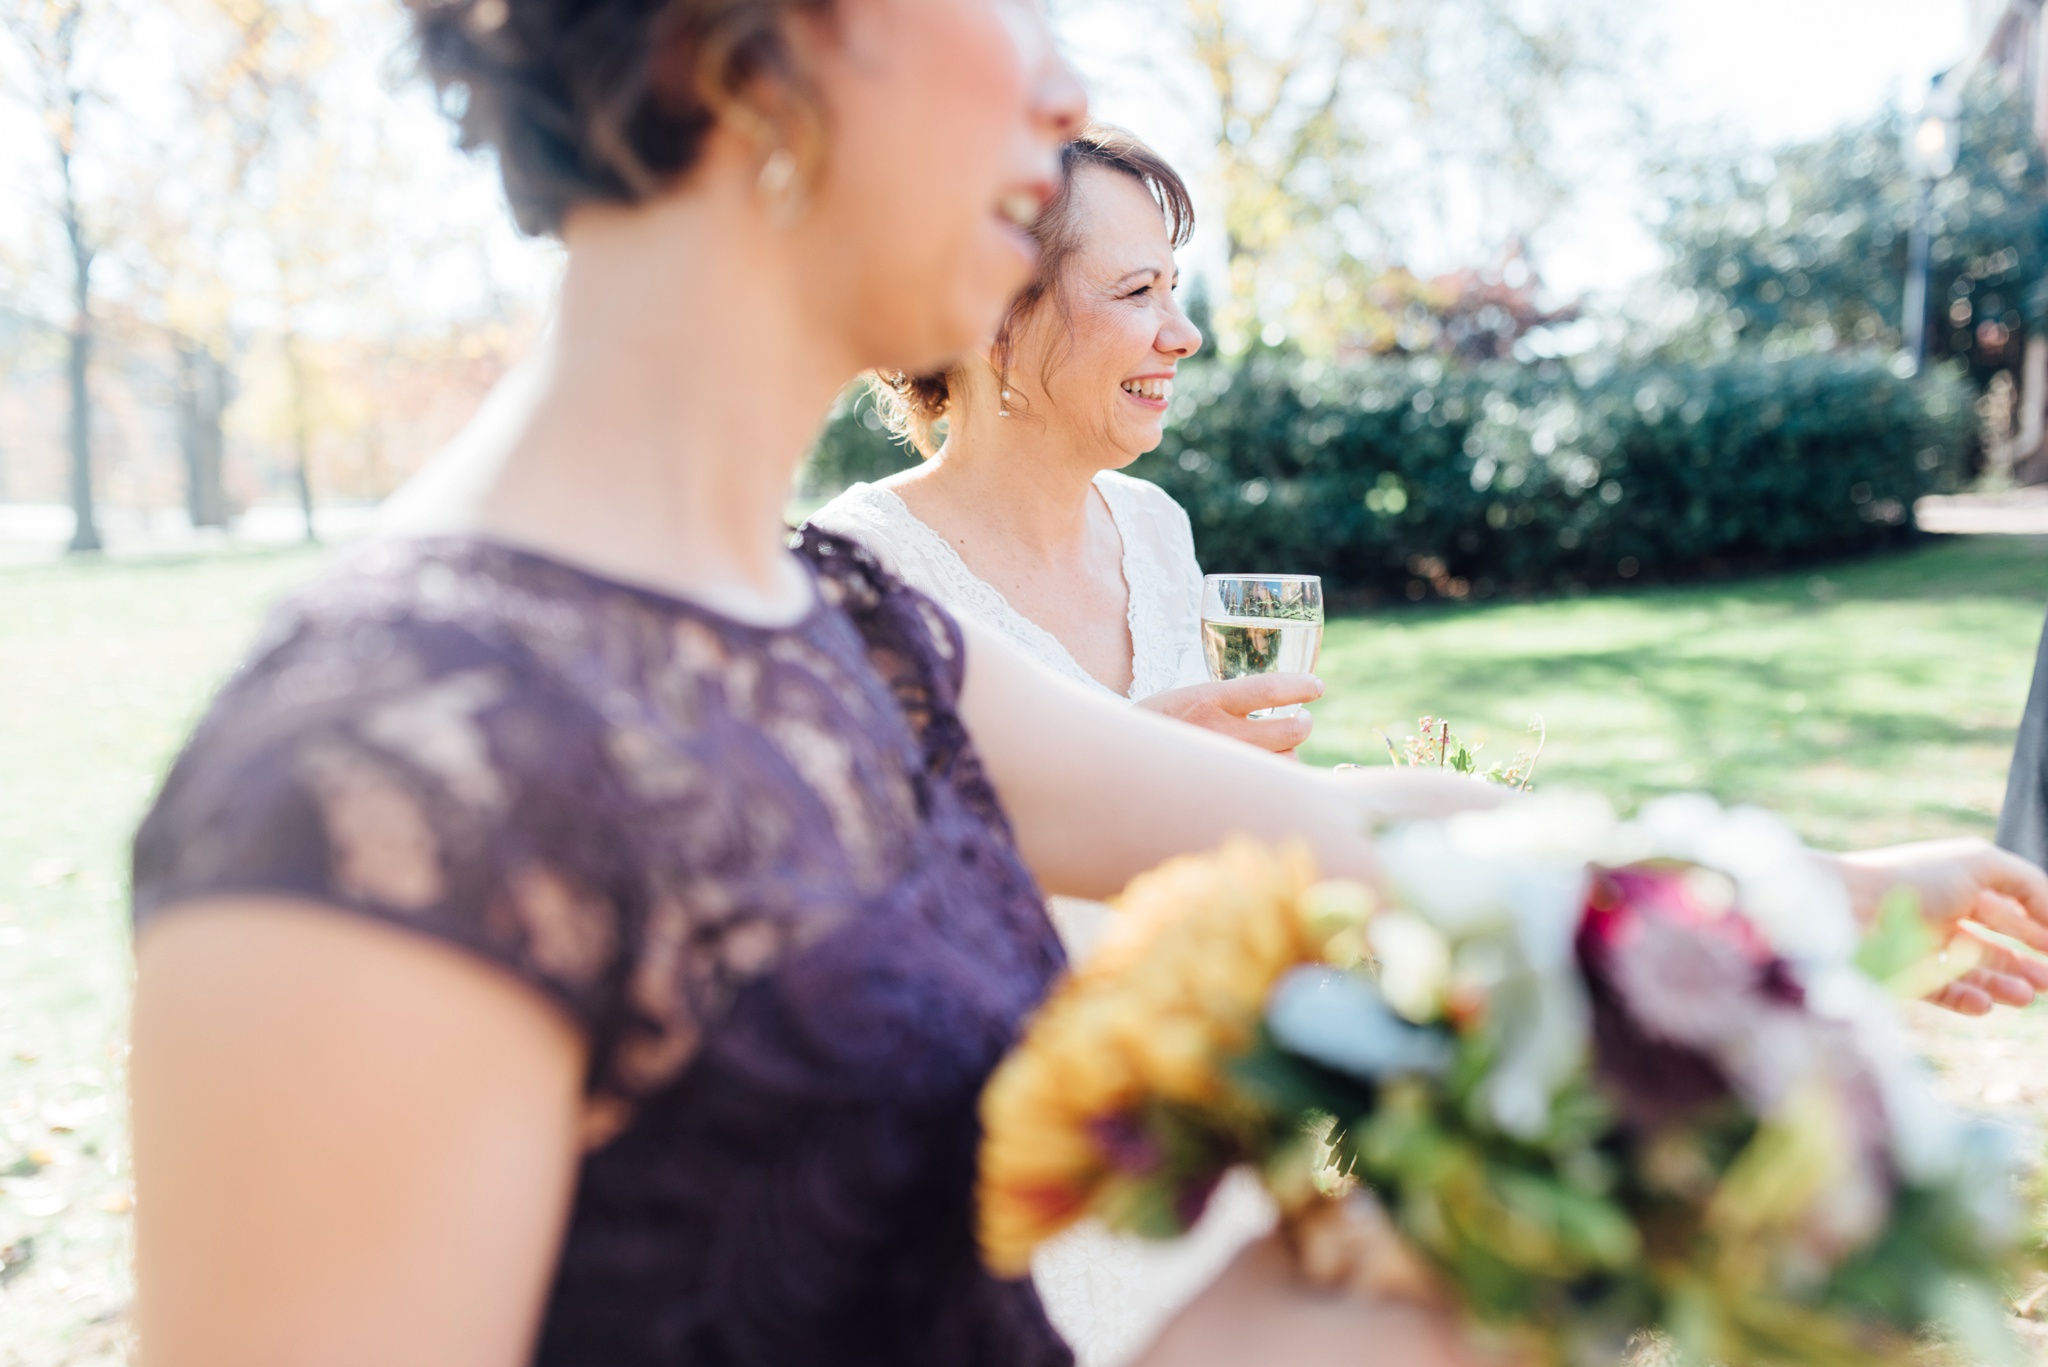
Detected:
left=175, top=339, right=232, bottom=527
left=64, top=208, right=98, bottom=553
left=284, top=331, right=316, bottom=543
left=2018, top=334, right=2048, bottom=485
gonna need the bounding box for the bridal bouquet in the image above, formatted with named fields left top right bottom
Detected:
left=978, top=796, right=2038, bottom=1367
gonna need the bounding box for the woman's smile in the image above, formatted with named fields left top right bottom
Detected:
left=1120, top=373, right=1174, bottom=410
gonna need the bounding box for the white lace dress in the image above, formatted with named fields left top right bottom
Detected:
left=805, top=469, right=1276, bottom=1367
left=808, top=470, right=1210, bottom=704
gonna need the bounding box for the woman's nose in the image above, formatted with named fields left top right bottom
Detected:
left=1031, top=47, right=1088, bottom=144
left=1159, top=306, right=1203, bottom=360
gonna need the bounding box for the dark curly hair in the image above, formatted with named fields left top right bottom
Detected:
left=410, top=0, right=830, bottom=237
left=871, top=124, right=1195, bottom=456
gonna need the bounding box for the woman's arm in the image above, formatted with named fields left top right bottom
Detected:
left=961, top=620, right=2048, bottom=1006
left=131, top=900, right=586, bottom=1367
left=957, top=618, right=1503, bottom=899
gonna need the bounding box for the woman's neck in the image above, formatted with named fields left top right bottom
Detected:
left=384, top=177, right=853, bottom=624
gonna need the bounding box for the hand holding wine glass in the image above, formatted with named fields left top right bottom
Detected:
left=1136, top=674, right=1324, bottom=754
left=1201, top=575, right=1325, bottom=720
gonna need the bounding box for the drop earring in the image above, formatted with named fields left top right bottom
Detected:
left=999, top=388, right=1013, bottom=418
left=756, top=148, right=803, bottom=225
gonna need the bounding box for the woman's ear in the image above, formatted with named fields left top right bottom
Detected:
left=684, top=14, right=831, bottom=220
left=985, top=297, right=1049, bottom=419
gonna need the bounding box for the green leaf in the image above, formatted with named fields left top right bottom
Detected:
left=1853, top=886, right=1933, bottom=982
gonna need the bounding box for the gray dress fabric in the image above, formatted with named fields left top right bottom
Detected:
left=1998, top=610, right=2048, bottom=867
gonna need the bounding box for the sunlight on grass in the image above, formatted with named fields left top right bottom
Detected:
left=1306, top=536, right=2048, bottom=850
left=0, top=536, right=2044, bottom=1361
left=0, top=549, right=325, bottom=1365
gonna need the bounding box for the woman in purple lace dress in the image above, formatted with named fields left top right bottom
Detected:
left=124, top=3, right=1504, bottom=1365
left=127, top=2, right=2048, bottom=1366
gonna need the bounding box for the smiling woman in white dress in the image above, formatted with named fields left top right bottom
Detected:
left=807, top=126, right=1309, bottom=1367
left=807, top=125, right=1321, bottom=753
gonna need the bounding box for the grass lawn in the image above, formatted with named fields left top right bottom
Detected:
left=1308, top=533, right=2048, bottom=851
left=0, top=534, right=2044, bottom=1362
left=0, top=549, right=324, bottom=1365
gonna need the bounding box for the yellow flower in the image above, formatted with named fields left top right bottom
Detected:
left=978, top=839, right=1375, bottom=1275
left=1706, top=1080, right=1871, bottom=1269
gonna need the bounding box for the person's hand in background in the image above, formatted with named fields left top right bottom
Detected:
left=1829, top=839, right=2048, bottom=1014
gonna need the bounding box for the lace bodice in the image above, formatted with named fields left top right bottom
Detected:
left=809, top=475, right=1270, bottom=1366
left=806, top=471, right=1208, bottom=701
left=132, top=531, right=1072, bottom=1367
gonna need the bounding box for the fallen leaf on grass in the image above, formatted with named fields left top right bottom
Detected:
left=19, top=1193, right=67, bottom=1219
left=8, top=1176, right=68, bottom=1217
left=2, top=1149, right=53, bottom=1177
left=27, top=859, right=76, bottom=887
left=42, top=1097, right=103, bottom=1133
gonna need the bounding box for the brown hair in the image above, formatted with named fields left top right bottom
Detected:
left=873, top=124, right=1196, bottom=455
left=410, top=0, right=831, bottom=237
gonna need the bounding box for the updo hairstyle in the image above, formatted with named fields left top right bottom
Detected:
left=410, top=0, right=829, bottom=236
left=874, top=125, right=1195, bottom=456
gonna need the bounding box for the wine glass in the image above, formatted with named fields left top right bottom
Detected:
left=1200, top=574, right=1324, bottom=719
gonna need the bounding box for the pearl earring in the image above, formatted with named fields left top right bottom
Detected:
left=999, top=388, right=1013, bottom=418
left=756, top=148, right=803, bottom=225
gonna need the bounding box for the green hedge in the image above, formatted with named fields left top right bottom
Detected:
left=802, top=353, right=1975, bottom=599
left=801, top=382, right=919, bottom=497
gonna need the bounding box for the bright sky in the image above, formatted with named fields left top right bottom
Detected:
left=1653, top=0, right=1972, bottom=146
left=1550, top=0, right=1977, bottom=296
left=0, top=0, right=1993, bottom=323
left=1070, top=0, right=1982, bottom=301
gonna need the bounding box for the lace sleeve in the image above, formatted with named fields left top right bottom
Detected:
left=1151, top=482, right=1207, bottom=621
left=1099, top=472, right=1210, bottom=695
left=132, top=605, right=640, bottom=1088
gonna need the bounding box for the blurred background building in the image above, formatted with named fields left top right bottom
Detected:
left=1974, top=0, right=2048, bottom=139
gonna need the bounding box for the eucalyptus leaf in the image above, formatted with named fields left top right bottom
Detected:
left=1853, top=887, right=1934, bottom=983
left=1266, top=966, right=1455, bottom=1081
left=1932, top=1279, right=2025, bottom=1367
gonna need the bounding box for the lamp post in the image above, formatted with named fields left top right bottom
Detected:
left=1902, top=79, right=1961, bottom=374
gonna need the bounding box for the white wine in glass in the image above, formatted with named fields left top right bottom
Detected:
left=1200, top=574, right=1324, bottom=719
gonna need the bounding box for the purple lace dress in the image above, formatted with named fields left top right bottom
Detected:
left=132, top=529, right=1075, bottom=1367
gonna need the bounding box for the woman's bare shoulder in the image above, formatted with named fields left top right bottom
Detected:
left=810, top=480, right=894, bottom=517
left=804, top=481, right=935, bottom=573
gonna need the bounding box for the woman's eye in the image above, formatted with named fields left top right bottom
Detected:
left=1127, top=286, right=1152, bottom=299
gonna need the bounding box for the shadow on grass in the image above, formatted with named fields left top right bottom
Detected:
left=1312, top=538, right=2044, bottom=841
left=1332, top=650, right=2008, bottom=790
left=1352, top=536, right=2048, bottom=632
